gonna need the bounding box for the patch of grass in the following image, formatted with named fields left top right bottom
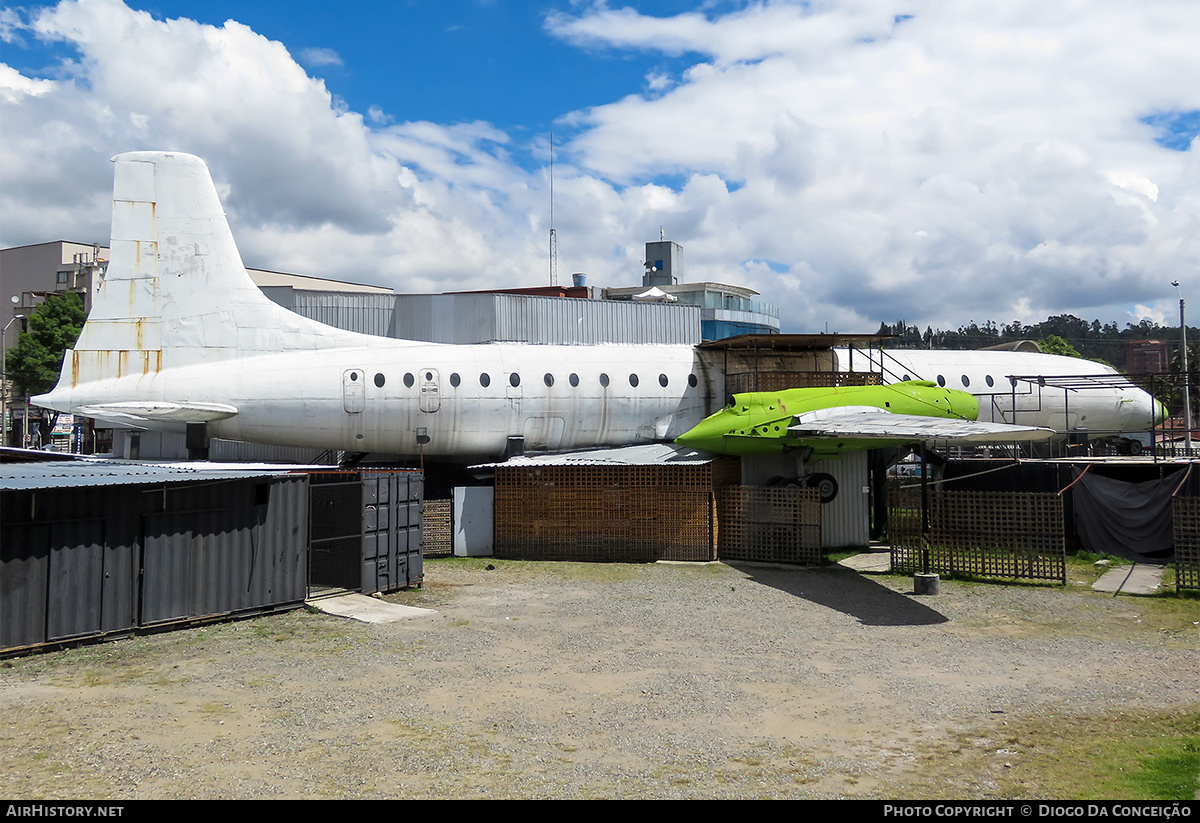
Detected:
left=898, top=710, right=1200, bottom=800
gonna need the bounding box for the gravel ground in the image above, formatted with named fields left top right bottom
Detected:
left=1, top=558, right=1197, bottom=799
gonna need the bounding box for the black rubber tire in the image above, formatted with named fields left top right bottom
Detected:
left=805, top=472, right=839, bottom=503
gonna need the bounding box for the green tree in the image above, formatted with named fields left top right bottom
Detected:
left=5, top=292, right=86, bottom=446
left=5, top=292, right=86, bottom=397
left=1037, top=334, right=1083, bottom=358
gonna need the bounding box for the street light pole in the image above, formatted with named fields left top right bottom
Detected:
left=1173, top=281, right=1191, bottom=453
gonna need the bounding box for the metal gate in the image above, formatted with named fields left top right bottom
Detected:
left=308, top=475, right=362, bottom=596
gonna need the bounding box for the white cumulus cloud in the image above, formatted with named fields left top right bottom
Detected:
left=1, top=0, right=1198, bottom=335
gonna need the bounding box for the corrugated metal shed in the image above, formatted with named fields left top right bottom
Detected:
left=2, top=466, right=310, bottom=654
left=261, top=287, right=395, bottom=337
left=391, top=293, right=701, bottom=345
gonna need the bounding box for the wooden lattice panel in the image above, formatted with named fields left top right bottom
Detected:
left=421, top=499, right=453, bottom=557
left=715, top=485, right=822, bottom=565
left=889, top=488, right=1065, bottom=583
left=493, top=465, right=714, bottom=562
left=1171, top=497, right=1200, bottom=592
left=725, top=371, right=882, bottom=394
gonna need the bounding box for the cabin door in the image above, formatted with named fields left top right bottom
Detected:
left=342, top=369, right=366, bottom=413
left=419, top=368, right=441, bottom=413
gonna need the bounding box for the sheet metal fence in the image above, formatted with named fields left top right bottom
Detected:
left=1171, top=497, right=1200, bottom=591
left=889, top=488, right=1066, bottom=583
left=715, top=485, right=822, bottom=565
left=493, top=465, right=714, bottom=562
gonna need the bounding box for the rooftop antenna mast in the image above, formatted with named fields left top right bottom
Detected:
left=549, top=132, right=558, bottom=287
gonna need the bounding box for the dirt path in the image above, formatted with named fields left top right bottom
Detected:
left=2, top=559, right=1197, bottom=799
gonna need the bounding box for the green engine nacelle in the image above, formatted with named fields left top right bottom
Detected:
left=674, top=380, right=980, bottom=457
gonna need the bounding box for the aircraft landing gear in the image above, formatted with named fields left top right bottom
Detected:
left=805, top=472, right=838, bottom=504
left=764, top=472, right=839, bottom=503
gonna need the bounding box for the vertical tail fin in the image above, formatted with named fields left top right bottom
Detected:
left=43, top=152, right=373, bottom=403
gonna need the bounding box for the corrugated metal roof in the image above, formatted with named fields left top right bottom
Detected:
left=474, top=443, right=716, bottom=469
left=0, top=459, right=304, bottom=490
left=697, top=333, right=891, bottom=350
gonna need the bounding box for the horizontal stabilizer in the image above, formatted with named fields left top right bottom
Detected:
left=788, top=406, right=1054, bottom=442
left=75, top=401, right=239, bottom=427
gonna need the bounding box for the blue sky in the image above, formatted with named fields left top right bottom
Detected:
left=3, top=1, right=706, bottom=164
left=2, top=0, right=1199, bottom=333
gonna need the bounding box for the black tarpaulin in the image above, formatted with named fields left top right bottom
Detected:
left=1071, top=468, right=1181, bottom=563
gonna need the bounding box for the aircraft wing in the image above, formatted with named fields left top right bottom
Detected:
left=73, top=401, right=239, bottom=427
left=787, top=406, right=1054, bottom=442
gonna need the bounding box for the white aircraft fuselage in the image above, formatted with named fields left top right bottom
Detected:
left=837, top=347, right=1164, bottom=441
left=34, top=151, right=1163, bottom=460
left=59, top=341, right=708, bottom=459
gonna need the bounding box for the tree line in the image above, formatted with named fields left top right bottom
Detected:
left=875, top=314, right=1193, bottom=367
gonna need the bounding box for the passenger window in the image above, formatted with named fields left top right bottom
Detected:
left=688, top=374, right=698, bottom=387
left=510, top=373, right=521, bottom=387
left=659, top=374, right=668, bottom=387
left=985, top=375, right=994, bottom=387
left=403, top=373, right=414, bottom=388
left=450, top=373, right=461, bottom=387
left=600, top=373, right=610, bottom=387
left=629, top=373, right=639, bottom=387
left=480, top=373, right=490, bottom=388
left=373, top=373, right=385, bottom=388
left=544, top=373, right=554, bottom=387
left=902, top=374, right=911, bottom=381
left=961, top=375, right=970, bottom=387
left=569, top=373, right=579, bottom=387
left=936, top=375, right=945, bottom=387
